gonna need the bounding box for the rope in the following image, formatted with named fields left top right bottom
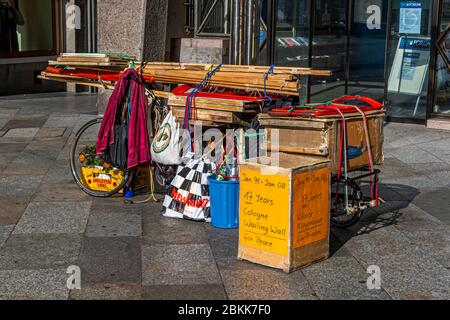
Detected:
left=264, top=65, right=275, bottom=106
left=124, top=166, right=158, bottom=205
left=347, top=105, right=376, bottom=202
left=184, top=64, right=223, bottom=151
left=322, top=106, right=348, bottom=210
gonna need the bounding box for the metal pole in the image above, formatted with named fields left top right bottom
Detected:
left=253, top=0, right=261, bottom=65
left=231, top=0, right=241, bottom=64
left=245, top=0, right=253, bottom=65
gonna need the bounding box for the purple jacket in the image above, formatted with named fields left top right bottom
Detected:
left=96, top=69, right=150, bottom=169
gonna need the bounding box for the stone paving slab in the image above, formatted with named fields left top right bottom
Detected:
left=371, top=253, right=450, bottom=300
left=3, top=116, right=48, bottom=130
left=35, top=128, right=67, bottom=140
left=0, top=175, right=43, bottom=197
left=70, top=284, right=142, bottom=300
left=1, top=93, right=450, bottom=300
left=143, top=284, right=227, bottom=300
left=220, top=269, right=318, bottom=300
left=41, top=160, right=73, bottom=184
left=0, top=153, right=19, bottom=173
left=0, top=196, right=30, bottom=225
left=0, top=234, right=82, bottom=270
left=379, top=158, right=422, bottom=179
left=338, top=226, right=450, bottom=299
left=142, top=244, right=222, bottom=286
left=302, top=255, right=392, bottom=300
left=206, top=227, right=261, bottom=271
left=381, top=176, right=435, bottom=190
left=86, top=203, right=142, bottom=237
left=78, top=237, right=141, bottom=285
left=0, top=225, right=13, bottom=248
left=412, top=188, right=450, bottom=225
left=0, top=269, right=69, bottom=300
left=32, top=182, right=92, bottom=202
left=3, top=128, right=40, bottom=139
left=143, top=217, right=209, bottom=245
left=0, top=108, right=19, bottom=119
left=43, top=115, right=80, bottom=129
left=0, top=119, right=8, bottom=131
left=14, top=201, right=92, bottom=235
left=0, top=142, right=29, bottom=154
left=2, top=162, right=51, bottom=176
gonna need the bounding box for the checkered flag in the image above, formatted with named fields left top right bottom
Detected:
left=163, top=152, right=216, bottom=222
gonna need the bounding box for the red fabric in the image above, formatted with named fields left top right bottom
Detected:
left=96, top=69, right=150, bottom=169
left=269, top=96, right=383, bottom=117
left=172, top=84, right=277, bottom=102
left=45, top=67, right=155, bottom=83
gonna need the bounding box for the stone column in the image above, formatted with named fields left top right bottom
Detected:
left=97, top=0, right=147, bottom=59
left=96, top=0, right=170, bottom=61
left=142, top=0, right=169, bottom=61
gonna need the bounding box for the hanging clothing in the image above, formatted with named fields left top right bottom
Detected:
left=0, top=2, right=23, bottom=52
left=96, top=69, right=150, bottom=169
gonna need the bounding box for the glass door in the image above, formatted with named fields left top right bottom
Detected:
left=385, top=0, right=433, bottom=121
left=432, top=0, right=450, bottom=116
left=347, top=0, right=389, bottom=101
left=310, top=0, right=349, bottom=102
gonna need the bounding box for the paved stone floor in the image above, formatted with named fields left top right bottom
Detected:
left=0, top=92, right=449, bottom=300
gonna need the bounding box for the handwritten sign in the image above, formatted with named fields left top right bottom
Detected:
left=239, top=168, right=290, bottom=256
left=292, top=168, right=330, bottom=248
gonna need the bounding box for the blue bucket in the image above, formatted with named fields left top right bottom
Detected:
left=208, top=175, right=239, bottom=229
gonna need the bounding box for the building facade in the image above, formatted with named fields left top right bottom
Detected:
left=2, top=0, right=450, bottom=128
left=220, top=0, right=450, bottom=126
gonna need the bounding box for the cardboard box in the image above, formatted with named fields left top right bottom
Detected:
left=260, top=110, right=385, bottom=175
left=238, top=153, right=331, bottom=273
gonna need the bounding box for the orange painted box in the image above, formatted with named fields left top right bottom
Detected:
left=238, top=153, right=331, bottom=273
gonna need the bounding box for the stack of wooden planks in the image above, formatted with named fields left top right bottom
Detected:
left=140, top=62, right=332, bottom=96
left=40, top=53, right=332, bottom=97
left=39, top=53, right=136, bottom=89
left=39, top=53, right=333, bottom=125
left=169, top=95, right=263, bottom=126
left=50, top=53, right=134, bottom=70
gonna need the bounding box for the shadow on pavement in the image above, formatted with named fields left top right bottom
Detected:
left=330, top=183, right=420, bottom=257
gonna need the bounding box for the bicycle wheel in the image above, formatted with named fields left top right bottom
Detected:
left=330, top=179, right=362, bottom=228
left=70, top=118, right=130, bottom=198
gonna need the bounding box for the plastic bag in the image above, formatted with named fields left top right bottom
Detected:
left=163, top=152, right=216, bottom=222
left=151, top=111, right=182, bottom=165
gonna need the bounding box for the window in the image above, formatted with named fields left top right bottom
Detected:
left=195, top=0, right=231, bottom=36
left=0, top=0, right=59, bottom=57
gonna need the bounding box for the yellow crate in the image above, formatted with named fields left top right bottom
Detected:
left=238, top=153, right=331, bottom=273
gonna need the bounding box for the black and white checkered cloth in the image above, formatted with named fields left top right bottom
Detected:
left=163, top=152, right=216, bottom=222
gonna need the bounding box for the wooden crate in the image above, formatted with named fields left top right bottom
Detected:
left=259, top=111, right=385, bottom=175
left=171, top=106, right=256, bottom=126
left=238, top=153, right=331, bottom=273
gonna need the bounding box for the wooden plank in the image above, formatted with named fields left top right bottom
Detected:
left=143, top=62, right=332, bottom=76
left=168, top=99, right=258, bottom=113
left=171, top=106, right=234, bottom=123
left=38, top=75, right=114, bottom=90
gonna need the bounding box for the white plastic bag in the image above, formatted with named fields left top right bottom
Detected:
left=151, top=111, right=182, bottom=165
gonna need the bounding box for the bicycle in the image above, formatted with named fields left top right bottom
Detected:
left=70, top=88, right=176, bottom=198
